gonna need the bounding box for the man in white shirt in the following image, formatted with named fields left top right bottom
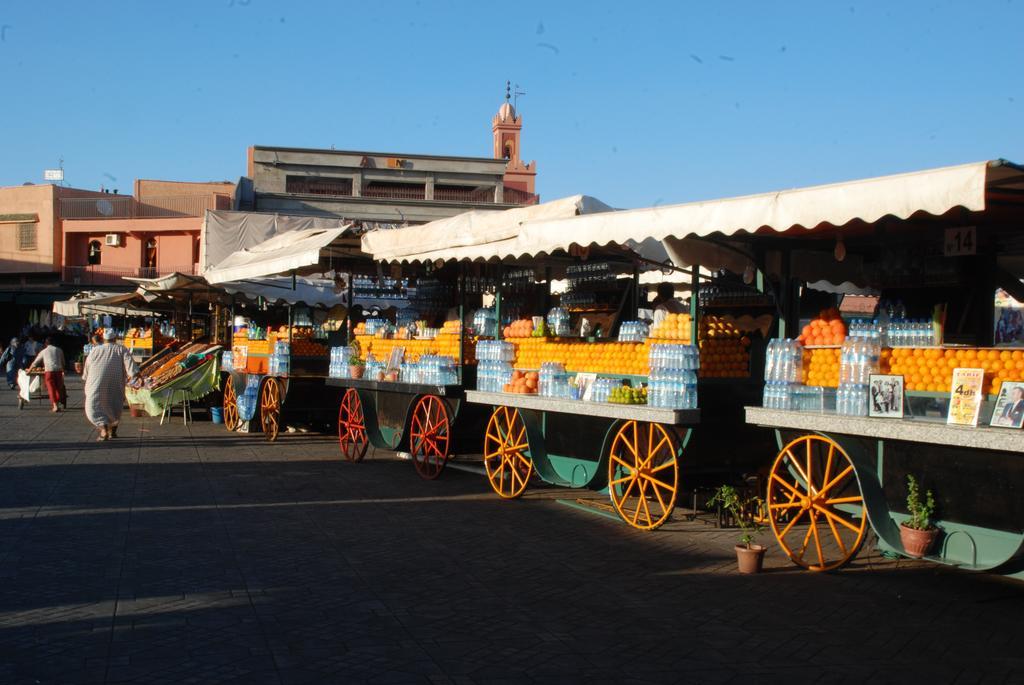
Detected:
left=29, top=337, right=67, bottom=412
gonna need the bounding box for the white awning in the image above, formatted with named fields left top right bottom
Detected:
left=53, top=291, right=161, bottom=318
left=361, top=195, right=614, bottom=263
left=204, top=226, right=355, bottom=284
left=223, top=276, right=348, bottom=308
left=371, top=160, right=1022, bottom=265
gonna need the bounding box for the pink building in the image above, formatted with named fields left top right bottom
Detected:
left=61, top=180, right=234, bottom=286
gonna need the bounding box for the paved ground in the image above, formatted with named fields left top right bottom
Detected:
left=1, top=377, right=1023, bottom=684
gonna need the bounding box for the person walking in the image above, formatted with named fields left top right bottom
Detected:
left=83, top=330, right=138, bottom=440
left=29, top=337, right=67, bottom=412
left=0, top=338, right=19, bottom=389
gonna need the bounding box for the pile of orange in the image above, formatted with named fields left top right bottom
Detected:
left=649, top=313, right=692, bottom=341
left=509, top=338, right=649, bottom=375
left=798, top=309, right=847, bottom=346
left=803, top=347, right=841, bottom=387
left=697, top=316, right=749, bottom=378
left=504, top=370, right=539, bottom=394
left=698, top=337, right=750, bottom=378
left=503, top=319, right=535, bottom=338
left=888, top=347, right=1024, bottom=395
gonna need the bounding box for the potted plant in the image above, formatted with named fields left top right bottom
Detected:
left=709, top=485, right=767, bottom=574
left=73, top=352, right=84, bottom=375
left=899, top=475, right=938, bottom=558
left=348, top=354, right=365, bottom=379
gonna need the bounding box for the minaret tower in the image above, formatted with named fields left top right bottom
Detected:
left=492, top=81, right=537, bottom=199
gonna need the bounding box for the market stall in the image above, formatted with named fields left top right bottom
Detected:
left=218, top=277, right=346, bottom=440
left=363, top=198, right=740, bottom=528
left=586, top=158, right=1024, bottom=573
left=125, top=342, right=223, bottom=417
left=332, top=196, right=615, bottom=479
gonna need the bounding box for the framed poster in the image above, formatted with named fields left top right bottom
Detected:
left=385, top=347, right=405, bottom=376
left=947, top=368, right=985, bottom=426
left=990, top=381, right=1024, bottom=429
left=576, top=373, right=598, bottom=401
left=868, top=374, right=904, bottom=419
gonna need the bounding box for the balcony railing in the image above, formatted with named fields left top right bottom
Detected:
left=62, top=264, right=197, bottom=287
left=433, top=187, right=497, bottom=203
left=361, top=185, right=426, bottom=201
left=503, top=187, right=538, bottom=205
left=60, top=195, right=225, bottom=220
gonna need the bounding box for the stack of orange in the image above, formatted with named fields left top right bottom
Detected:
left=798, top=308, right=847, bottom=346
left=503, top=319, right=535, bottom=338
left=698, top=337, right=750, bottom=378
left=354, top=335, right=435, bottom=363
left=889, top=347, right=1024, bottom=395
left=698, top=316, right=749, bottom=378
left=504, top=370, right=539, bottom=394
left=507, top=339, right=649, bottom=375
left=649, top=313, right=692, bottom=341
left=804, top=347, right=841, bottom=387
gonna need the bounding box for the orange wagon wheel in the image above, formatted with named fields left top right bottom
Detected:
left=259, top=378, right=282, bottom=442
left=483, top=407, right=532, bottom=499
left=767, top=434, right=867, bottom=571
left=608, top=421, right=679, bottom=531
left=409, top=395, right=451, bottom=480
left=337, top=388, right=369, bottom=462
left=222, top=376, right=240, bottom=431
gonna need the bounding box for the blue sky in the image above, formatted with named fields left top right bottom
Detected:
left=1, top=1, right=1021, bottom=208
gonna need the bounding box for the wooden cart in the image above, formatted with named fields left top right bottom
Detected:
left=465, top=390, right=700, bottom=530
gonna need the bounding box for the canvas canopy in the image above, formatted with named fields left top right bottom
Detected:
left=223, top=275, right=348, bottom=308
left=53, top=291, right=160, bottom=318
left=204, top=226, right=356, bottom=284
left=361, top=194, right=614, bottom=263
left=364, top=161, right=1024, bottom=271
left=202, top=210, right=357, bottom=273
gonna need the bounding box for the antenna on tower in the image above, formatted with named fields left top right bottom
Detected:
left=513, top=83, right=526, bottom=111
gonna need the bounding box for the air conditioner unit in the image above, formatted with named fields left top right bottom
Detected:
left=104, top=233, right=123, bottom=247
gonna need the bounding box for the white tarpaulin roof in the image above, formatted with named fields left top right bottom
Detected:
left=361, top=194, right=614, bottom=263
left=223, top=276, right=348, bottom=308
left=367, top=160, right=1023, bottom=265
left=202, top=210, right=355, bottom=272
left=204, top=226, right=354, bottom=284
left=53, top=291, right=161, bottom=318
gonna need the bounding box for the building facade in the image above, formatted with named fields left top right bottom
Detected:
left=243, top=96, right=539, bottom=225
left=61, top=179, right=234, bottom=287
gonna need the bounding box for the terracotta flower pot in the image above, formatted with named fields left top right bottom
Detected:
left=349, top=365, right=364, bottom=379
left=74, top=362, right=83, bottom=374
left=900, top=524, right=939, bottom=558
left=735, top=544, right=766, bottom=574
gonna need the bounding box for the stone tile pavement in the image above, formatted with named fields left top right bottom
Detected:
left=0, top=378, right=1022, bottom=684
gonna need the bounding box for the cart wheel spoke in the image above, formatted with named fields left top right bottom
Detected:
left=608, top=422, right=678, bottom=531
left=223, top=376, right=240, bottom=431
left=338, top=389, right=369, bottom=461
left=767, top=435, right=866, bottom=572
left=411, top=396, right=451, bottom=480
left=260, top=379, right=281, bottom=442
left=483, top=407, right=531, bottom=499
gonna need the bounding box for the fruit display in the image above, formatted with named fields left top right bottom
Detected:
left=504, top=370, right=539, bottom=394
left=803, top=347, right=841, bottom=387
left=649, top=313, right=692, bottom=341
left=509, top=338, right=649, bottom=375
left=888, top=347, right=1024, bottom=395
left=698, top=315, right=750, bottom=378
left=353, top=333, right=476, bottom=366
left=797, top=308, right=847, bottom=346
left=503, top=319, right=536, bottom=338
left=608, top=384, right=647, bottom=404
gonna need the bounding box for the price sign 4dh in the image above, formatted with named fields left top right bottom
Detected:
left=944, top=226, right=977, bottom=257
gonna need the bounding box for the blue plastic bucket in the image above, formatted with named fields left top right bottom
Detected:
left=210, top=406, right=224, bottom=424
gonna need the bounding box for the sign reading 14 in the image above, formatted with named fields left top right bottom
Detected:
left=944, top=226, right=977, bottom=257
